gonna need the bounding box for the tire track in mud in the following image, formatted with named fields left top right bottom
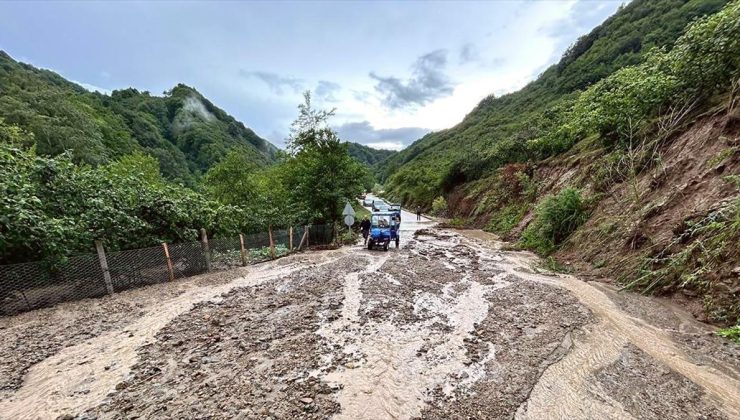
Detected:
left=461, top=232, right=740, bottom=420
left=515, top=324, right=633, bottom=419
left=0, top=251, right=347, bottom=420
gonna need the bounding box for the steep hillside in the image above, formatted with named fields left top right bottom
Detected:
left=380, top=0, right=729, bottom=206
left=429, top=1, right=740, bottom=325
left=0, top=52, right=277, bottom=185
left=346, top=142, right=396, bottom=166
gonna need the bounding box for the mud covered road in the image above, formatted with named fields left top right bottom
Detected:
left=0, top=220, right=738, bottom=419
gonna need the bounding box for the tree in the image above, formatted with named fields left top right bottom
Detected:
left=202, top=149, right=261, bottom=206
left=283, top=91, right=368, bottom=223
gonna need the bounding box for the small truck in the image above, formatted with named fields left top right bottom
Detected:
left=367, top=212, right=399, bottom=251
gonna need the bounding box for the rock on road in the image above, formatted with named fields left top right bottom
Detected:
left=0, top=213, right=738, bottom=419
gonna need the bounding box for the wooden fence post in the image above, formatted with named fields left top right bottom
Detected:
left=239, top=234, right=247, bottom=266
left=162, top=242, right=175, bottom=282
left=306, top=225, right=310, bottom=247
left=289, top=226, right=294, bottom=251
left=201, top=228, right=211, bottom=272
left=94, top=240, right=114, bottom=295
left=297, top=228, right=308, bottom=250
left=268, top=225, right=276, bottom=259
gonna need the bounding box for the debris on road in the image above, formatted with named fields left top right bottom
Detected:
left=0, top=228, right=737, bottom=419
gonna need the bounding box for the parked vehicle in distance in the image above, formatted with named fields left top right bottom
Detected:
left=373, top=203, right=389, bottom=212
left=372, top=200, right=388, bottom=212
left=363, top=197, right=374, bottom=206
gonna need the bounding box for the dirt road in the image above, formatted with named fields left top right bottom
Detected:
left=0, top=219, right=738, bottom=419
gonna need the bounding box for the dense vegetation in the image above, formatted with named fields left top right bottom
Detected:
left=379, top=0, right=731, bottom=207
left=346, top=142, right=396, bottom=166
left=1, top=93, right=366, bottom=265
left=1, top=122, right=224, bottom=264
left=0, top=52, right=277, bottom=185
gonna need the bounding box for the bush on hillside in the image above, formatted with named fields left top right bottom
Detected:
left=519, top=188, right=590, bottom=255
left=431, top=196, right=448, bottom=217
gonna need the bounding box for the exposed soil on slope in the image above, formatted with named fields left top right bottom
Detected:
left=449, top=111, right=740, bottom=324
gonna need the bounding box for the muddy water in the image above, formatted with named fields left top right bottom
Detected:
left=0, top=251, right=346, bottom=420
left=515, top=323, right=633, bottom=419
left=460, top=231, right=740, bottom=420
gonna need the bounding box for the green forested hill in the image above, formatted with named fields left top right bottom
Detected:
left=346, top=142, right=396, bottom=166
left=379, top=0, right=730, bottom=205
left=0, top=51, right=277, bottom=185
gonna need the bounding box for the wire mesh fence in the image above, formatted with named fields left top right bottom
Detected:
left=309, top=224, right=335, bottom=247
left=107, top=246, right=172, bottom=292
left=0, top=224, right=334, bottom=316
left=0, top=255, right=108, bottom=316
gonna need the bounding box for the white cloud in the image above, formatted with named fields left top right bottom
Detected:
left=335, top=120, right=429, bottom=148
left=71, top=80, right=112, bottom=95
left=365, top=141, right=405, bottom=151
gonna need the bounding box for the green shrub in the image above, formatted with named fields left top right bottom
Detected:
left=447, top=217, right=469, bottom=228
left=249, top=244, right=289, bottom=260
left=431, top=196, right=448, bottom=217
left=540, top=256, right=570, bottom=273
left=339, top=227, right=358, bottom=245
left=519, top=188, right=590, bottom=255
left=717, top=325, right=740, bottom=344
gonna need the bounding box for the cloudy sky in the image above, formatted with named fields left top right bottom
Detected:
left=0, top=1, right=622, bottom=150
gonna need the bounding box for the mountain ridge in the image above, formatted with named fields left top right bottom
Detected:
left=346, top=141, right=396, bottom=166
left=0, top=51, right=278, bottom=185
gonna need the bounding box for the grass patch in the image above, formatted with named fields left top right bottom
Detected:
left=707, top=147, right=737, bottom=168
left=626, top=198, right=739, bottom=293
left=539, top=256, right=571, bottom=273
left=448, top=217, right=471, bottom=228
left=485, top=203, right=529, bottom=236
left=716, top=326, right=740, bottom=344
left=352, top=201, right=371, bottom=220
left=593, top=259, right=607, bottom=268
left=625, top=197, right=739, bottom=324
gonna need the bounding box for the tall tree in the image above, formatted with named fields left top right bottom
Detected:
left=284, top=92, right=367, bottom=223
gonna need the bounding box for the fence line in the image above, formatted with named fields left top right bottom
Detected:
left=0, top=224, right=335, bottom=316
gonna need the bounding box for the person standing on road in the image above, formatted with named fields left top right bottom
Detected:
left=416, top=207, right=422, bottom=221
left=360, top=216, right=371, bottom=244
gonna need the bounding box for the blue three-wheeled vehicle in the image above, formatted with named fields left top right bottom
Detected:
left=368, top=212, right=399, bottom=251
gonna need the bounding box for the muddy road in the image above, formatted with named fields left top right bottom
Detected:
left=0, top=221, right=738, bottom=419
